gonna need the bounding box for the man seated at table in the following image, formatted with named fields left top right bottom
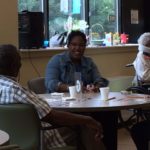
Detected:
left=0, top=44, right=105, bottom=150
left=45, top=30, right=118, bottom=150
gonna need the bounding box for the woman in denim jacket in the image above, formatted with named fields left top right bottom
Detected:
left=45, top=31, right=118, bottom=150
left=45, top=30, right=108, bottom=93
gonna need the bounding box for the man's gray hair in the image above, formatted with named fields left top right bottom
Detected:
left=138, top=32, right=150, bottom=47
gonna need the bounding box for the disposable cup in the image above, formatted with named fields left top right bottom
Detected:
left=100, top=87, right=110, bottom=101
left=69, top=86, right=77, bottom=98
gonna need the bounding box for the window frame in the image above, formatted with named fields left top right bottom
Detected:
left=18, top=0, right=121, bottom=41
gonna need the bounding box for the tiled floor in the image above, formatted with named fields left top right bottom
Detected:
left=118, top=128, right=136, bottom=150
left=117, top=110, right=137, bottom=150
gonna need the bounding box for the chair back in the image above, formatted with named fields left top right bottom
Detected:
left=0, top=104, right=41, bottom=150
left=108, top=76, right=134, bottom=92
left=27, top=77, right=46, bottom=94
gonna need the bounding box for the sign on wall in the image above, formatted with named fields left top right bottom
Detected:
left=131, top=9, right=139, bottom=24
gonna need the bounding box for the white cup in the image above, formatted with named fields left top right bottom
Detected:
left=100, top=87, right=110, bottom=101
left=69, top=86, right=77, bottom=98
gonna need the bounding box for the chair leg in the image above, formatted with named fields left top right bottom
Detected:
left=118, top=111, right=131, bottom=131
left=40, top=130, right=44, bottom=150
left=118, top=110, right=144, bottom=131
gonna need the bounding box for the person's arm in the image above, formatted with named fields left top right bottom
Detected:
left=86, top=84, right=98, bottom=92
left=15, top=86, right=103, bottom=141
left=45, top=55, right=71, bottom=93
left=45, top=55, right=62, bottom=92
left=57, top=83, right=69, bottom=92
left=42, top=109, right=103, bottom=141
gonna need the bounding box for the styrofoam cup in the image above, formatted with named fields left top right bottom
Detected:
left=100, top=87, right=110, bottom=101
left=69, top=86, right=77, bottom=98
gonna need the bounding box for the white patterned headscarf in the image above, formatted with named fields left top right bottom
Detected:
left=138, top=44, right=150, bottom=53
left=138, top=32, right=150, bottom=53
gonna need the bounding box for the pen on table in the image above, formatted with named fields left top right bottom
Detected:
left=107, top=97, right=116, bottom=101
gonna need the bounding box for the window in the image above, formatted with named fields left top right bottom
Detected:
left=89, top=0, right=118, bottom=40
left=18, top=0, right=43, bottom=12
left=48, top=0, right=85, bottom=38
left=18, top=0, right=119, bottom=42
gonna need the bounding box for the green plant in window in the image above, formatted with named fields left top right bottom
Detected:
left=73, top=20, right=89, bottom=31
left=64, top=15, right=89, bottom=32
left=18, top=0, right=41, bottom=12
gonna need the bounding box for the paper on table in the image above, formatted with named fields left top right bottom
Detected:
left=51, top=92, right=64, bottom=96
left=63, top=97, right=76, bottom=101
left=45, top=98, right=70, bottom=107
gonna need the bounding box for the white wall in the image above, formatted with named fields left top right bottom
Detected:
left=0, top=0, right=18, bottom=46
left=20, top=46, right=137, bottom=86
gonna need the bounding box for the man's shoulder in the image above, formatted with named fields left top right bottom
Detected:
left=0, top=76, right=25, bottom=91
left=0, top=76, right=16, bottom=86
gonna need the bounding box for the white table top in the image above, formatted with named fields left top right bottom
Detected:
left=38, top=92, right=150, bottom=112
left=0, top=130, right=9, bottom=146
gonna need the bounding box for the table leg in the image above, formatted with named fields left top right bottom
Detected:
left=91, top=111, right=119, bottom=150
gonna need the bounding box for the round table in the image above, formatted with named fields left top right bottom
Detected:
left=39, top=92, right=150, bottom=150
left=38, top=92, right=150, bottom=112
left=0, top=130, right=9, bottom=146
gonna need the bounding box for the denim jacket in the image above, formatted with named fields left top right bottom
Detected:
left=45, top=51, right=108, bottom=92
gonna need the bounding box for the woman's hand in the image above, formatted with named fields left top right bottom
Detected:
left=86, top=84, right=99, bottom=93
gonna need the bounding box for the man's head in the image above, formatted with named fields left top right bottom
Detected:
left=67, top=30, right=87, bottom=61
left=0, top=44, right=21, bottom=77
left=138, top=33, right=150, bottom=54
left=138, top=32, right=150, bottom=47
